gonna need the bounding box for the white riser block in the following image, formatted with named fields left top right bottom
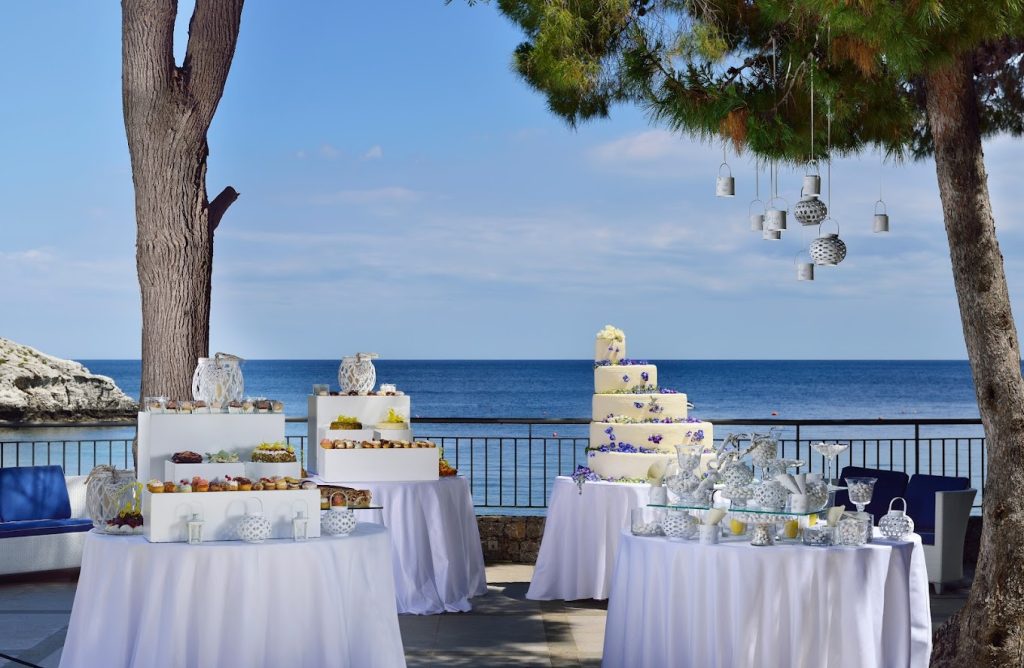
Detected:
left=143, top=489, right=320, bottom=543
left=316, top=447, right=439, bottom=483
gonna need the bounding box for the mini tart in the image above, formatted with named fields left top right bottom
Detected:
left=275, top=479, right=288, bottom=490
left=177, top=483, right=192, bottom=493
left=330, top=420, right=362, bottom=430
left=147, top=480, right=164, bottom=493
left=163, top=481, right=176, bottom=493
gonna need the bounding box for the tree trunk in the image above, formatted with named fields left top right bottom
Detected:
left=928, top=53, right=1024, bottom=667
left=121, top=0, right=243, bottom=401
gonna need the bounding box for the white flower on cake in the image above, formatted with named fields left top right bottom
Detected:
left=596, top=325, right=625, bottom=342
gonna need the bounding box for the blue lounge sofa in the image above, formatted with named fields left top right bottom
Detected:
left=836, top=465, right=976, bottom=593
left=0, top=466, right=92, bottom=575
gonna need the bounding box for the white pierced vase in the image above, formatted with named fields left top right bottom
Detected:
left=752, top=481, right=789, bottom=511
left=338, top=353, right=378, bottom=393
left=237, top=499, right=272, bottom=543
left=879, top=497, right=915, bottom=540
left=662, top=510, right=698, bottom=540
left=322, top=505, right=356, bottom=536
left=192, top=353, right=244, bottom=404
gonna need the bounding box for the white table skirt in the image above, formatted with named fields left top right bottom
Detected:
left=527, top=476, right=649, bottom=601
left=327, top=476, right=487, bottom=614
left=59, top=526, right=406, bottom=668
left=603, top=530, right=932, bottom=668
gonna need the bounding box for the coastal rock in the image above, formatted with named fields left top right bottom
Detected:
left=0, top=338, right=137, bottom=422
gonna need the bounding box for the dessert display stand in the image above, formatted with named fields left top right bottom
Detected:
left=601, top=529, right=932, bottom=668
left=137, top=411, right=285, bottom=483
left=527, top=476, right=649, bottom=600
left=306, top=394, right=411, bottom=474
left=59, top=525, right=406, bottom=668
left=144, top=489, right=321, bottom=542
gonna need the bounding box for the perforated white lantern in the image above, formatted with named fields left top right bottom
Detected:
left=192, top=352, right=244, bottom=404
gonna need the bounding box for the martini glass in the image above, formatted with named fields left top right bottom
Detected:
left=812, top=441, right=850, bottom=490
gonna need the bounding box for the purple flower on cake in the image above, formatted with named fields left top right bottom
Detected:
left=659, top=388, right=678, bottom=394
left=647, top=398, right=663, bottom=414
left=648, top=434, right=663, bottom=445
left=633, top=401, right=644, bottom=409
left=641, top=371, right=649, bottom=382
left=622, top=374, right=630, bottom=383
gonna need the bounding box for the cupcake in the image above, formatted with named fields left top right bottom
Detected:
left=163, top=481, right=176, bottom=493
left=195, top=478, right=210, bottom=493
left=179, top=401, right=194, bottom=414
left=241, top=400, right=254, bottom=414
left=226, top=478, right=239, bottom=492
left=271, top=400, right=284, bottom=413
left=177, top=481, right=193, bottom=493
left=147, top=479, right=164, bottom=493
left=256, top=399, right=271, bottom=413
left=320, top=438, right=334, bottom=450
left=211, top=400, right=224, bottom=413
left=193, top=400, right=209, bottom=414
left=252, top=482, right=264, bottom=491
left=165, top=399, right=179, bottom=412
left=236, top=476, right=252, bottom=491
left=227, top=400, right=242, bottom=414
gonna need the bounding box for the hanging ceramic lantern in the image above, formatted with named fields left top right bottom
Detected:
left=796, top=251, right=814, bottom=281
left=874, top=200, right=890, bottom=233
left=749, top=198, right=765, bottom=231
left=809, top=220, right=847, bottom=265
left=794, top=193, right=828, bottom=227
left=803, top=161, right=821, bottom=196
left=765, top=196, right=788, bottom=231
left=762, top=228, right=781, bottom=241
left=878, top=497, right=915, bottom=540
left=716, top=162, right=735, bottom=197
left=192, top=353, right=244, bottom=404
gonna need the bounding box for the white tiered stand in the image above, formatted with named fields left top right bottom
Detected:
left=308, top=394, right=486, bottom=614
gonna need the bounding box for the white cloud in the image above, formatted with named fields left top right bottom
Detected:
left=295, top=150, right=307, bottom=159
left=319, top=143, right=340, bottom=159
left=362, top=145, right=383, bottom=160
left=587, top=129, right=723, bottom=179
left=309, top=186, right=422, bottom=207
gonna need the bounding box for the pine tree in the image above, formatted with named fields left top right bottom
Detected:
left=494, top=1, right=1024, bottom=664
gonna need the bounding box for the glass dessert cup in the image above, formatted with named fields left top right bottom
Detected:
left=812, top=441, right=850, bottom=490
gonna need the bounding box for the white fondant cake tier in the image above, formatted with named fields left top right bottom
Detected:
left=589, top=421, right=713, bottom=453
left=594, top=365, right=658, bottom=393
left=592, top=393, right=688, bottom=422
left=588, top=451, right=718, bottom=480
left=595, top=335, right=626, bottom=363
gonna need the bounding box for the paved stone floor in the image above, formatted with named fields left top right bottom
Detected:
left=0, top=564, right=969, bottom=668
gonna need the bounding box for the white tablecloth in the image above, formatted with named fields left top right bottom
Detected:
left=59, top=525, right=406, bottom=668
left=527, top=476, right=649, bottom=600
left=330, top=476, right=487, bottom=614
left=603, top=530, right=932, bottom=668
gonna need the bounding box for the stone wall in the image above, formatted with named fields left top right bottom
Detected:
left=477, top=515, right=545, bottom=564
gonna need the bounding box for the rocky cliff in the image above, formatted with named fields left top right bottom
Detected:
left=0, top=338, right=137, bottom=422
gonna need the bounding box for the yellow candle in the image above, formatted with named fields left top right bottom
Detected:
left=783, top=519, right=800, bottom=539
left=729, top=519, right=746, bottom=535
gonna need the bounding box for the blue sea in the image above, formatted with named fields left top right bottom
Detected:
left=3, top=360, right=996, bottom=511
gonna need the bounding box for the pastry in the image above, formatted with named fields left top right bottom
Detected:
left=252, top=482, right=264, bottom=491
left=193, top=400, right=209, bottom=413
left=256, top=399, right=272, bottom=413
left=194, top=478, right=210, bottom=493
left=320, top=438, right=334, bottom=449
left=376, top=407, right=409, bottom=430
left=301, top=480, right=317, bottom=490
left=147, top=479, right=164, bottom=493
left=227, top=400, right=242, bottom=414
left=329, top=415, right=362, bottom=430
left=271, top=400, right=284, bottom=413
left=163, top=481, right=176, bottom=493
left=226, top=478, right=239, bottom=492
left=275, top=478, right=288, bottom=490
left=178, top=401, right=194, bottom=414
left=165, top=399, right=179, bottom=412
left=211, top=400, right=224, bottom=413
left=251, top=442, right=297, bottom=463
left=171, top=450, right=203, bottom=464
left=177, top=481, right=192, bottom=493
left=205, top=449, right=240, bottom=463
left=241, top=400, right=254, bottom=413
left=235, top=476, right=252, bottom=491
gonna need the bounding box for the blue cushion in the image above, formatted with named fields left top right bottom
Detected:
left=904, top=474, right=970, bottom=534
left=0, top=466, right=72, bottom=522
left=0, top=517, right=92, bottom=539
left=834, top=466, right=909, bottom=522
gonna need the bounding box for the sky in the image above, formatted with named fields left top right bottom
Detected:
left=1, top=1, right=1022, bottom=361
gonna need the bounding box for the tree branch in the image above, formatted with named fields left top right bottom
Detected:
left=207, top=186, right=239, bottom=234
left=182, top=0, right=245, bottom=123
left=121, top=0, right=177, bottom=129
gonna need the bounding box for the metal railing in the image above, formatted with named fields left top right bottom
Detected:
left=0, top=417, right=986, bottom=513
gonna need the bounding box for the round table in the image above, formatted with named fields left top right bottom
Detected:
left=527, top=476, right=649, bottom=601
left=59, top=525, right=406, bottom=668
left=602, top=530, right=932, bottom=668
left=335, top=476, right=487, bottom=614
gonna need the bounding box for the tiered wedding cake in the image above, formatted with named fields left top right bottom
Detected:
left=587, top=326, right=714, bottom=480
